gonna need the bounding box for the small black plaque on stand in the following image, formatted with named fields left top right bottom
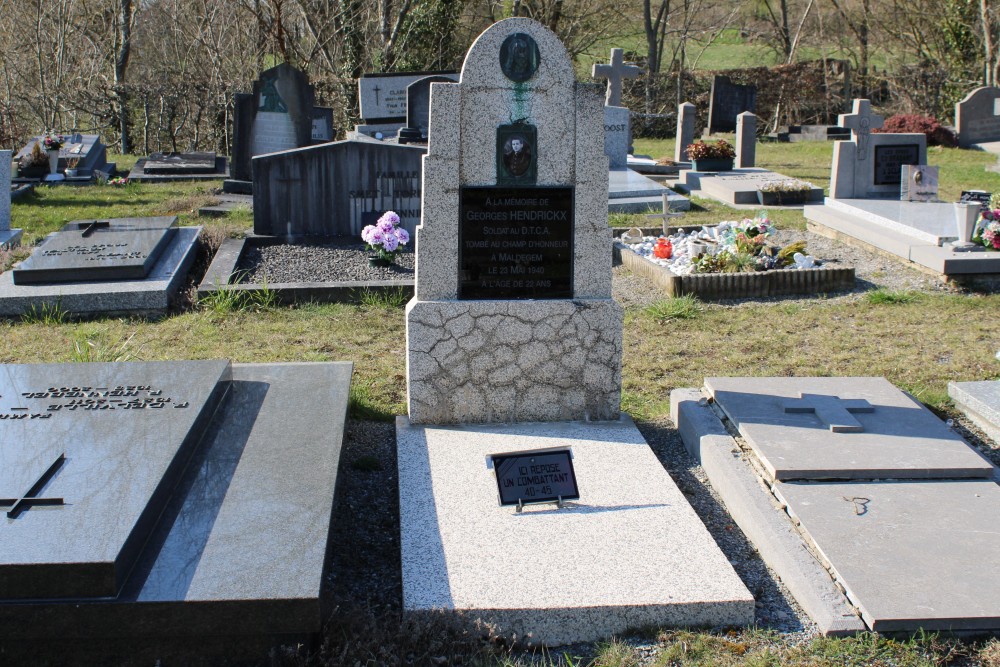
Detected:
left=961, top=190, right=992, bottom=211
left=489, top=448, right=579, bottom=510
left=459, top=186, right=573, bottom=299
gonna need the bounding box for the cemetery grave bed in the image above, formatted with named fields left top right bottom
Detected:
left=613, top=229, right=856, bottom=301
left=198, top=235, right=414, bottom=305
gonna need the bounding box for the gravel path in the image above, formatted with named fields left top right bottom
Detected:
left=236, top=237, right=414, bottom=283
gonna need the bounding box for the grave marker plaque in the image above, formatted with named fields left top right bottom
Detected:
left=490, top=449, right=579, bottom=507
left=874, top=144, right=920, bottom=186
left=12, top=217, right=178, bottom=285
left=458, top=186, right=573, bottom=299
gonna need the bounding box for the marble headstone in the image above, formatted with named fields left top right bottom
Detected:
left=675, top=102, right=696, bottom=161
left=708, top=76, right=756, bottom=134
left=231, top=64, right=316, bottom=182
left=831, top=99, right=927, bottom=199
left=955, top=86, right=1000, bottom=147
left=405, top=18, right=622, bottom=424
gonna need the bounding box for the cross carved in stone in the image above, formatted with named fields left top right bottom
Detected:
left=1, top=453, right=66, bottom=519
left=592, top=48, right=642, bottom=107
left=783, top=393, right=874, bottom=433
left=838, top=99, right=884, bottom=162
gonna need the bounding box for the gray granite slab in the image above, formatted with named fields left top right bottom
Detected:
left=776, top=479, right=1000, bottom=631
left=0, top=360, right=231, bottom=599
left=0, top=362, right=351, bottom=661
left=608, top=168, right=674, bottom=199
left=144, top=152, right=217, bottom=174
left=13, top=217, right=178, bottom=284
left=699, top=170, right=822, bottom=206
left=0, top=226, right=200, bottom=317
left=948, top=380, right=1000, bottom=446
left=825, top=198, right=960, bottom=245
left=705, top=377, right=994, bottom=481
left=398, top=415, right=754, bottom=645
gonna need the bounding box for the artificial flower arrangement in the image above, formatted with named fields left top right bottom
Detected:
left=973, top=193, right=1000, bottom=250
left=42, top=132, right=64, bottom=151
left=361, top=210, right=410, bottom=264
left=107, top=177, right=128, bottom=187
left=691, top=211, right=815, bottom=273
left=685, top=139, right=735, bottom=161
left=758, top=178, right=813, bottom=193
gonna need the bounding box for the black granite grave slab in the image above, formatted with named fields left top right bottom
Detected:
left=143, top=152, right=217, bottom=175
left=12, top=216, right=178, bottom=284
left=0, top=361, right=351, bottom=664
left=0, top=360, right=231, bottom=600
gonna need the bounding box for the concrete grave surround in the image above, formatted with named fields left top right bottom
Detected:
left=675, top=102, right=696, bottom=162
left=949, top=380, right=1000, bottom=449
left=0, top=361, right=352, bottom=661
left=735, top=111, right=756, bottom=168
left=252, top=135, right=425, bottom=237
left=0, top=149, right=21, bottom=247
left=705, top=376, right=994, bottom=481
left=831, top=99, right=927, bottom=198
left=405, top=17, right=622, bottom=424
left=776, top=479, right=1000, bottom=631
left=397, top=416, right=754, bottom=645
left=956, top=86, right=1000, bottom=147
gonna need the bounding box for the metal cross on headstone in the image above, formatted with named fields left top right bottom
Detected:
left=644, top=193, right=685, bottom=234
left=838, top=99, right=884, bottom=162
left=373, top=85, right=382, bottom=106
left=591, top=48, right=642, bottom=107
left=1, top=454, right=67, bottom=518
left=783, top=393, right=874, bottom=433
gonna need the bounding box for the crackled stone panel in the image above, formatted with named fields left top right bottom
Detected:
left=406, top=299, right=622, bottom=424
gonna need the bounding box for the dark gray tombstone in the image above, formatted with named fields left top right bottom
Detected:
left=230, top=64, right=316, bottom=183
left=252, top=136, right=425, bottom=237
left=12, top=217, right=178, bottom=285
left=356, top=71, right=458, bottom=138
left=955, top=86, right=1000, bottom=147
left=708, top=76, right=757, bottom=134
left=398, top=75, right=457, bottom=143
left=0, top=359, right=352, bottom=662
left=143, top=152, right=217, bottom=175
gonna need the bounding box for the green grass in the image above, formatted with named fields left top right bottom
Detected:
left=644, top=295, right=703, bottom=322
left=865, top=288, right=922, bottom=305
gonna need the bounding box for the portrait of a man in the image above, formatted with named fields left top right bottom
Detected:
left=503, top=134, right=532, bottom=177
left=499, top=33, right=540, bottom=82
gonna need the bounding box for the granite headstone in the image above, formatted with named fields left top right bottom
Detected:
left=356, top=71, right=458, bottom=139
left=0, top=150, right=20, bottom=247
left=708, top=76, right=756, bottom=134
left=955, top=86, right=1000, bottom=147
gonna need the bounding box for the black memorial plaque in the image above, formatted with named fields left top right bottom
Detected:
left=491, top=449, right=579, bottom=507
left=459, top=186, right=573, bottom=300
left=961, top=190, right=993, bottom=211
left=12, top=216, right=178, bottom=285
left=873, top=144, right=920, bottom=186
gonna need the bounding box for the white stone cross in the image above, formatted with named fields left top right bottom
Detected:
left=783, top=393, right=874, bottom=433
left=838, top=99, right=884, bottom=162
left=645, top=193, right=685, bottom=233
left=592, top=48, right=642, bottom=107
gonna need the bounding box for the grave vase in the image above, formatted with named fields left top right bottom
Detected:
left=368, top=256, right=392, bottom=268
left=45, top=149, right=64, bottom=182
left=691, top=157, right=734, bottom=172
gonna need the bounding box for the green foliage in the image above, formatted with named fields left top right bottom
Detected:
left=348, top=382, right=394, bottom=421
left=865, top=288, right=922, bottom=305
left=199, top=274, right=277, bottom=315
left=357, top=286, right=411, bottom=308
left=644, top=295, right=702, bottom=323
left=20, top=300, right=67, bottom=325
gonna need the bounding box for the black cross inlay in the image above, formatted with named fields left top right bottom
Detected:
left=1, top=454, right=67, bottom=519
left=373, top=85, right=382, bottom=106
left=79, top=220, right=110, bottom=238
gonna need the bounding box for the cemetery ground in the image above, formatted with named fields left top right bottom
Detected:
left=3, top=147, right=1000, bottom=666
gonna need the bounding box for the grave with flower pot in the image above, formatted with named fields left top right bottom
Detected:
left=804, top=98, right=1000, bottom=283
left=613, top=211, right=855, bottom=299
left=14, top=132, right=113, bottom=183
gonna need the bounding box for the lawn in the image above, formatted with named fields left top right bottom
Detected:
left=4, top=145, right=1000, bottom=664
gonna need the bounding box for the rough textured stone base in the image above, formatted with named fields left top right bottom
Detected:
left=406, top=298, right=623, bottom=424
left=949, top=380, right=1000, bottom=447
left=397, top=415, right=755, bottom=646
